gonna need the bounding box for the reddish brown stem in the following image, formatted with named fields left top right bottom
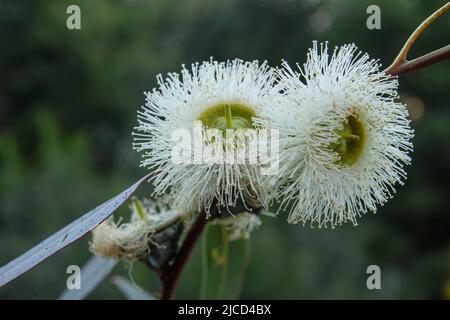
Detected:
left=384, top=2, right=450, bottom=76
left=385, top=45, right=450, bottom=76
left=160, top=203, right=216, bottom=300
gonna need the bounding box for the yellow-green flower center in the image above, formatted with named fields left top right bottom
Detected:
left=197, top=103, right=255, bottom=130
left=331, top=114, right=365, bottom=166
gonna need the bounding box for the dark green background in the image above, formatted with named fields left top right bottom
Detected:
left=0, top=0, right=449, bottom=299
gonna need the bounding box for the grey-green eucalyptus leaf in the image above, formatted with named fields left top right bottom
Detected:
left=0, top=173, right=151, bottom=287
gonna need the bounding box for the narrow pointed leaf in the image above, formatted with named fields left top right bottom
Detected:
left=59, top=255, right=118, bottom=300
left=200, top=224, right=249, bottom=299
left=0, top=174, right=151, bottom=287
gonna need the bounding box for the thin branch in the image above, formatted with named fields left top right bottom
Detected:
left=386, top=45, right=450, bottom=76
left=384, top=2, right=450, bottom=76
left=160, top=202, right=217, bottom=300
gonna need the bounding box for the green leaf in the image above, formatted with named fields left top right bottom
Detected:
left=199, top=223, right=251, bottom=299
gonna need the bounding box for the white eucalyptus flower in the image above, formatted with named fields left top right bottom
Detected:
left=133, top=59, right=283, bottom=215
left=258, top=42, right=414, bottom=228
left=90, top=198, right=183, bottom=260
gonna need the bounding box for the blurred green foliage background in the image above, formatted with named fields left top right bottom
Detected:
left=0, top=0, right=449, bottom=299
